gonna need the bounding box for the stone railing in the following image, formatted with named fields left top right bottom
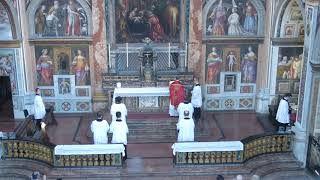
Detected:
left=173, top=133, right=293, bottom=165
left=53, top=144, right=124, bottom=167
left=0, top=139, right=54, bottom=165
left=241, top=132, right=292, bottom=161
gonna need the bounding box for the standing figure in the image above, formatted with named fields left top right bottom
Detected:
left=227, top=8, right=243, bottom=36
left=33, top=88, right=46, bottom=130
left=72, top=49, right=89, bottom=85
left=110, top=96, right=127, bottom=122
left=226, top=51, right=237, bottom=71
left=241, top=46, right=257, bottom=82
left=90, top=111, right=109, bottom=144
left=65, top=0, right=81, bottom=36
left=209, top=0, right=226, bottom=35
left=176, top=110, right=195, bottom=142
left=163, top=1, right=179, bottom=37
left=35, top=5, right=47, bottom=36
left=36, top=49, right=53, bottom=86
left=51, top=0, right=65, bottom=36
left=276, top=93, right=292, bottom=132
left=44, top=9, right=59, bottom=36
left=207, top=47, right=222, bottom=83
left=109, top=112, right=129, bottom=160
left=145, top=11, right=165, bottom=42
left=243, top=1, right=257, bottom=34
left=290, top=56, right=301, bottom=79
left=169, top=79, right=186, bottom=116
left=177, top=97, right=194, bottom=123
left=191, top=78, right=202, bottom=122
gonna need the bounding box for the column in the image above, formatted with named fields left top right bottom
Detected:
left=92, top=0, right=108, bottom=111
left=188, top=0, right=203, bottom=80
left=292, top=0, right=319, bottom=167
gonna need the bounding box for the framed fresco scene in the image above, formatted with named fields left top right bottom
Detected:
left=204, top=0, right=262, bottom=37
left=54, top=75, right=75, bottom=97
left=32, top=0, right=90, bottom=37
left=0, top=2, right=13, bottom=40
left=115, top=0, right=180, bottom=43
left=0, top=49, right=17, bottom=94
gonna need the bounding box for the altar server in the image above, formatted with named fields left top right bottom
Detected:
left=169, top=79, right=186, bottom=116
left=276, top=93, right=292, bottom=132
left=109, top=112, right=129, bottom=159
left=110, top=96, right=127, bottom=122
left=177, top=97, right=194, bottom=122
left=33, top=88, right=46, bottom=129
left=177, top=110, right=195, bottom=142
left=191, top=77, right=202, bottom=122
left=90, top=111, right=109, bottom=144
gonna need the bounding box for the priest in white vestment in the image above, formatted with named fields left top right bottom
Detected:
left=276, top=93, right=292, bottom=132
left=33, top=88, right=46, bottom=129
left=191, top=77, right=202, bottom=122
left=177, top=98, right=194, bottom=122
left=177, top=110, right=195, bottom=142
left=91, top=112, right=109, bottom=144
left=109, top=111, right=129, bottom=159
left=110, top=96, right=128, bottom=122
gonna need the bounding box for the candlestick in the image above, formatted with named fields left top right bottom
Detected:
left=168, top=42, right=171, bottom=68
left=126, top=43, right=129, bottom=68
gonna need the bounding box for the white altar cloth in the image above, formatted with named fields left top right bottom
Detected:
left=171, top=141, right=244, bottom=155
left=54, top=144, right=125, bottom=156
left=113, top=87, right=169, bottom=103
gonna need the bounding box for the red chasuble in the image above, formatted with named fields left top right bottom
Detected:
left=169, top=80, right=186, bottom=109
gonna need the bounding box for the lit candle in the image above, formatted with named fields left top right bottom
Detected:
left=126, top=43, right=129, bottom=68
left=168, top=42, right=171, bottom=68
left=185, top=42, right=187, bottom=67
left=108, top=44, right=111, bottom=69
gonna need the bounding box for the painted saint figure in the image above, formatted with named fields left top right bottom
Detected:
left=65, top=0, right=81, bottom=36
left=241, top=46, right=257, bottom=83
left=206, top=47, right=222, bottom=83
left=72, top=49, right=89, bottom=85
left=290, top=56, right=301, bottom=79
left=208, top=0, right=226, bottom=35
left=51, top=0, right=65, bottom=36
left=163, top=1, right=179, bottom=37
left=226, top=51, right=237, bottom=71
left=36, top=49, right=53, bottom=85
left=44, top=9, right=59, bottom=36
left=35, top=5, right=47, bottom=36
left=227, top=8, right=243, bottom=36
left=243, top=1, right=257, bottom=34
left=145, top=11, right=165, bottom=42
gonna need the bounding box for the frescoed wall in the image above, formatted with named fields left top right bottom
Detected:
left=0, top=49, right=17, bottom=94
left=204, top=0, right=260, bottom=37
left=115, top=0, right=180, bottom=43
left=35, top=45, right=92, bottom=113
left=0, top=2, right=13, bottom=40
left=205, top=44, right=258, bottom=110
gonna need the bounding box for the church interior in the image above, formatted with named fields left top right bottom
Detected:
left=0, top=0, right=320, bottom=179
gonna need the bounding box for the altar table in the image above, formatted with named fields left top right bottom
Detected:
left=113, top=87, right=169, bottom=100
left=55, top=144, right=125, bottom=156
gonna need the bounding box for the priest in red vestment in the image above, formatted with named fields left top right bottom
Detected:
left=169, top=80, right=185, bottom=116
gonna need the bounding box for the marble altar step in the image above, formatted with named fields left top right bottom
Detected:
left=127, top=118, right=211, bottom=143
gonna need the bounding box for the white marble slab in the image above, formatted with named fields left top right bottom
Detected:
left=54, top=144, right=125, bottom=156
left=114, top=87, right=169, bottom=98
left=172, top=141, right=244, bottom=155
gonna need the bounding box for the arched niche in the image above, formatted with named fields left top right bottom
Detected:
left=0, top=0, right=20, bottom=40
left=274, top=0, right=305, bottom=38
left=27, top=0, right=92, bottom=38
left=202, top=0, right=265, bottom=37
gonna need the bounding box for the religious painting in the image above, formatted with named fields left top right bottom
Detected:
left=205, top=0, right=258, bottom=37
left=284, top=24, right=295, bottom=37
left=40, top=89, right=55, bottom=97
left=115, top=0, right=180, bottom=43
left=277, top=47, right=303, bottom=80
left=0, top=2, right=13, bottom=40
left=58, top=77, right=71, bottom=95
left=277, top=82, right=290, bottom=94
left=207, top=86, right=220, bottom=94
left=298, top=24, right=305, bottom=38
left=222, top=47, right=240, bottom=72
left=240, top=85, right=254, bottom=93
left=205, top=46, right=223, bottom=84
left=290, top=9, right=303, bottom=21
left=240, top=45, right=258, bottom=83
left=35, top=45, right=90, bottom=86
left=75, top=87, right=90, bottom=97
left=0, top=49, right=17, bottom=94
left=33, top=0, right=89, bottom=37
left=54, top=75, right=75, bottom=97
left=224, top=74, right=237, bottom=92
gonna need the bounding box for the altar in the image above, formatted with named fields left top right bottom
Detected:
left=113, top=87, right=170, bottom=112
